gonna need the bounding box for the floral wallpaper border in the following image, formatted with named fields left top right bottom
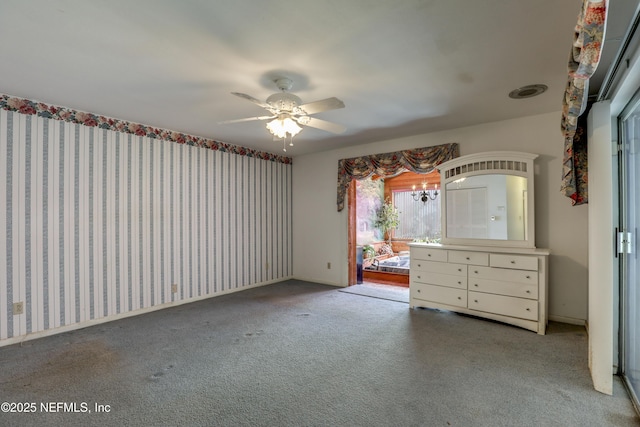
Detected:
left=0, top=94, right=292, bottom=165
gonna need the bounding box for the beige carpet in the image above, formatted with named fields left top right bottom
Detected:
left=0, top=280, right=637, bottom=427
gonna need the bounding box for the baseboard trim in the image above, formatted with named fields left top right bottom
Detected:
left=0, top=277, right=290, bottom=349
left=291, top=276, right=344, bottom=287
left=549, top=314, right=587, bottom=327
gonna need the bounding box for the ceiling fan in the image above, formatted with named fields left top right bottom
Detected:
left=220, top=77, right=346, bottom=150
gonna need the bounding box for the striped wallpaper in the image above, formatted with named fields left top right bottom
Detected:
left=0, top=109, right=292, bottom=343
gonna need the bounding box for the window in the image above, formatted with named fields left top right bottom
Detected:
left=355, top=178, right=384, bottom=244
left=355, top=171, right=442, bottom=245
left=393, top=189, right=441, bottom=241
left=385, top=170, right=441, bottom=242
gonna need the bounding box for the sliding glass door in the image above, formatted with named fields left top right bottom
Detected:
left=620, top=91, right=640, bottom=411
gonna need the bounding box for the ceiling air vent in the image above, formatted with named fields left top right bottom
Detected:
left=508, top=84, right=548, bottom=99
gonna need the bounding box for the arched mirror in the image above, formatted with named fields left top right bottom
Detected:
left=437, top=151, right=538, bottom=248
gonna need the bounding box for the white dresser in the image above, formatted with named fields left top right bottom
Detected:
left=409, top=243, right=549, bottom=334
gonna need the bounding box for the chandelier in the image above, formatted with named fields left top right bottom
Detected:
left=411, top=183, right=439, bottom=203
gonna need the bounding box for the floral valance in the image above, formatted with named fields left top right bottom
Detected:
left=0, top=93, right=292, bottom=164
left=560, top=0, right=607, bottom=205
left=336, top=143, right=459, bottom=211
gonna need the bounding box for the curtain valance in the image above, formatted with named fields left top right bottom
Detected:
left=561, top=0, right=608, bottom=205
left=336, top=143, right=459, bottom=211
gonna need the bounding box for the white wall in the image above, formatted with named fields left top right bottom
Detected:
left=587, top=101, right=614, bottom=395
left=293, top=111, right=589, bottom=323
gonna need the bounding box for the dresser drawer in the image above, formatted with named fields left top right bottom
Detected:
left=490, top=254, right=538, bottom=271
left=412, top=283, right=467, bottom=307
left=412, top=260, right=466, bottom=276
left=411, top=247, right=448, bottom=262
left=448, top=250, right=489, bottom=266
left=411, top=271, right=467, bottom=289
left=469, top=266, right=537, bottom=285
left=468, top=291, right=538, bottom=321
left=469, top=278, right=538, bottom=300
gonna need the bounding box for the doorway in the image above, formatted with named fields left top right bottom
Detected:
left=347, top=170, right=440, bottom=286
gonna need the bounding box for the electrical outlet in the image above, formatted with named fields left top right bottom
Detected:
left=327, top=262, right=331, bottom=269
left=13, top=302, right=24, bottom=315
left=171, top=284, right=178, bottom=294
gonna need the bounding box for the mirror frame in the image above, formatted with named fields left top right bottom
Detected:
left=438, top=151, right=538, bottom=248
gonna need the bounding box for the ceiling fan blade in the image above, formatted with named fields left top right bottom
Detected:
left=219, top=115, right=275, bottom=124
left=231, top=92, right=273, bottom=110
left=300, top=117, right=346, bottom=134
left=297, top=97, right=345, bottom=115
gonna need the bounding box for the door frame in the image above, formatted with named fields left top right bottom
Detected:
left=348, top=180, right=357, bottom=286
left=617, top=89, right=640, bottom=413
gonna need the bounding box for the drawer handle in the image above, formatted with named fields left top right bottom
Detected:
left=457, top=297, right=462, bottom=300
left=474, top=299, right=478, bottom=303
left=526, top=308, right=530, bottom=311
left=526, top=275, right=531, bottom=279
left=466, top=257, right=470, bottom=260
left=428, top=254, right=432, bottom=257
left=526, top=290, right=531, bottom=294
left=458, top=268, right=462, bottom=272
left=417, top=289, right=421, bottom=293
left=474, top=284, right=478, bottom=287
left=474, top=270, right=478, bottom=274
left=510, top=260, right=516, bottom=264
left=417, top=275, right=421, bottom=279
left=417, top=264, right=421, bottom=267
left=457, top=281, right=462, bottom=284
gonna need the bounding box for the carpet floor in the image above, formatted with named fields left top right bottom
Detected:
left=0, top=280, right=637, bottom=427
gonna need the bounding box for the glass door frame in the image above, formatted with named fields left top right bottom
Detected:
left=618, top=88, right=640, bottom=414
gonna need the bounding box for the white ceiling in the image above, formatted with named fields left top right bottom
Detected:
left=1, top=0, right=636, bottom=156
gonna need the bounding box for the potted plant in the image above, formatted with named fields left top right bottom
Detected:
left=362, top=244, right=376, bottom=259
left=374, top=198, right=400, bottom=244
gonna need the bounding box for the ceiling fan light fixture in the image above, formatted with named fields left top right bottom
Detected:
left=224, top=77, right=346, bottom=149
left=266, top=92, right=302, bottom=111
left=266, top=116, right=302, bottom=139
